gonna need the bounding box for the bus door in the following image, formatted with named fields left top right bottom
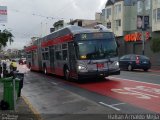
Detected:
left=31, top=50, right=38, bottom=69
left=68, top=42, right=77, bottom=78
left=31, top=51, right=35, bottom=66
left=49, top=46, right=55, bottom=73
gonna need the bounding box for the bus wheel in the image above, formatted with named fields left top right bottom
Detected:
left=64, top=68, right=70, bottom=80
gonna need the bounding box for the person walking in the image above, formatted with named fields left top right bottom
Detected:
left=10, top=60, right=17, bottom=71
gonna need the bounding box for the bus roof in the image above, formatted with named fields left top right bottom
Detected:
left=29, top=25, right=111, bottom=46
left=40, top=25, right=111, bottom=40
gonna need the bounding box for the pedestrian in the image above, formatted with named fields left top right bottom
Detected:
left=2, top=61, right=7, bottom=70
left=10, top=60, right=17, bottom=71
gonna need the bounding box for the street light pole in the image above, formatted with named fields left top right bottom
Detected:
left=142, top=0, right=145, bottom=55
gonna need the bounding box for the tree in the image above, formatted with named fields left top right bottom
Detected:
left=150, top=38, right=160, bottom=53
left=0, top=29, right=14, bottom=49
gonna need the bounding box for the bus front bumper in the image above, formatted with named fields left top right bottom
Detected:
left=78, top=68, right=120, bottom=79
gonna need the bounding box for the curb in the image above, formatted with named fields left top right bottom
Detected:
left=22, top=96, right=43, bottom=120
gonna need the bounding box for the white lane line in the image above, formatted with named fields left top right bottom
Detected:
left=111, top=103, right=126, bottom=106
left=99, top=102, right=121, bottom=111
left=133, top=72, right=160, bottom=77
left=108, top=76, right=160, bottom=87
left=51, top=82, right=58, bottom=85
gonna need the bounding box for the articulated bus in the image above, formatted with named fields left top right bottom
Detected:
left=25, top=25, right=120, bottom=80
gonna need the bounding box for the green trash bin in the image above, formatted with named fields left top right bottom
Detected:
left=1, top=77, right=20, bottom=110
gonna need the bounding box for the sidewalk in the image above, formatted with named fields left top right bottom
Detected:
left=0, top=83, right=38, bottom=120
left=150, top=65, right=160, bottom=72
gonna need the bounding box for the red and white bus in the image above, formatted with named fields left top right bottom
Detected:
left=25, top=25, right=120, bottom=80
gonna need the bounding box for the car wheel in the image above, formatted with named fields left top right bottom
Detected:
left=143, top=68, right=148, bottom=72
left=128, top=65, right=133, bottom=71
left=64, top=68, right=70, bottom=80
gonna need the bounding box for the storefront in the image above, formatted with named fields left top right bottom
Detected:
left=117, top=31, right=160, bottom=66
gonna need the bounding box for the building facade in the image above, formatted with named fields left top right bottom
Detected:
left=99, top=0, right=160, bottom=66
left=69, top=19, right=100, bottom=28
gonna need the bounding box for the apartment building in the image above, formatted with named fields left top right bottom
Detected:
left=69, top=19, right=100, bottom=29
left=99, top=0, right=160, bottom=65
left=152, top=0, right=160, bottom=32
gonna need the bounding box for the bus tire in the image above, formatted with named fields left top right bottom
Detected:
left=64, top=67, right=70, bottom=80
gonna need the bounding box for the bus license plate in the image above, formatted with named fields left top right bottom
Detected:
left=97, top=63, right=104, bottom=68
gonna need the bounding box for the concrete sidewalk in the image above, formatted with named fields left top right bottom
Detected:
left=0, top=83, right=38, bottom=120
left=150, top=65, right=160, bottom=72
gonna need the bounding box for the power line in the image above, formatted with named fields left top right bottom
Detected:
left=10, top=8, right=65, bottom=20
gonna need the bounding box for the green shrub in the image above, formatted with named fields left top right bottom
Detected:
left=151, top=38, right=160, bottom=53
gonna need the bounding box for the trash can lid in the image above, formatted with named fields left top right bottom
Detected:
left=1, top=77, right=20, bottom=82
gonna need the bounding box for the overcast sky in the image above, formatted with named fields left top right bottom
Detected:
left=0, top=0, right=107, bottom=50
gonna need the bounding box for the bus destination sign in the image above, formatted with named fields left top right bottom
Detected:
left=76, top=32, right=113, bottom=41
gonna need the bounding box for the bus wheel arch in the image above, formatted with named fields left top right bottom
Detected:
left=63, top=65, right=70, bottom=80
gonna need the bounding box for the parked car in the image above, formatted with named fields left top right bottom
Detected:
left=19, top=58, right=26, bottom=65
left=119, top=54, right=151, bottom=71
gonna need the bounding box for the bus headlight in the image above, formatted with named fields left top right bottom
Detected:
left=78, top=65, right=87, bottom=70
left=114, top=61, right=119, bottom=66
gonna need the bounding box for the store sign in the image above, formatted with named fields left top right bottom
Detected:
left=0, top=6, right=7, bottom=23
left=124, top=33, right=142, bottom=42
left=124, top=32, right=150, bottom=42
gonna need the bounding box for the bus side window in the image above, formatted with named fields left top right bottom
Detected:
left=56, top=51, right=62, bottom=60
left=55, top=45, right=62, bottom=60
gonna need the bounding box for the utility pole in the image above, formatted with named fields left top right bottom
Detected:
left=142, top=0, right=145, bottom=55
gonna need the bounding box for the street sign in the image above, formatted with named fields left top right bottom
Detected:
left=144, top=16, right=149, bottom=30
left=0, top=6, right=7, bottom=23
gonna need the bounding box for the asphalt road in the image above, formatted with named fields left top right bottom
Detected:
left=19, top=65, right=160, bottom=120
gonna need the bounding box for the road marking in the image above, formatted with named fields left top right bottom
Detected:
left=111, top=86, right=159, bottom=100
left=25, top=81, right=31, bottom=84
left=127, top=71, right=160, bottom=77
left=111, top=103, right=126, bottom=106
left=138, top=72, right=160, bottom=77
left=22, top=96, right=43, bottom=120
left=51, top=82, right=58, bottom=85
left=99, top=102, right=121, bottom=111
left=108, top=76, right=160, bottom=86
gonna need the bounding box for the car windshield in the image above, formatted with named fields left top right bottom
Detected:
left=77, top=39, right=117, bottom=60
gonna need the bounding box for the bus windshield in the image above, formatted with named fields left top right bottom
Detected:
left=77, top=39, right=117, bottom=60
